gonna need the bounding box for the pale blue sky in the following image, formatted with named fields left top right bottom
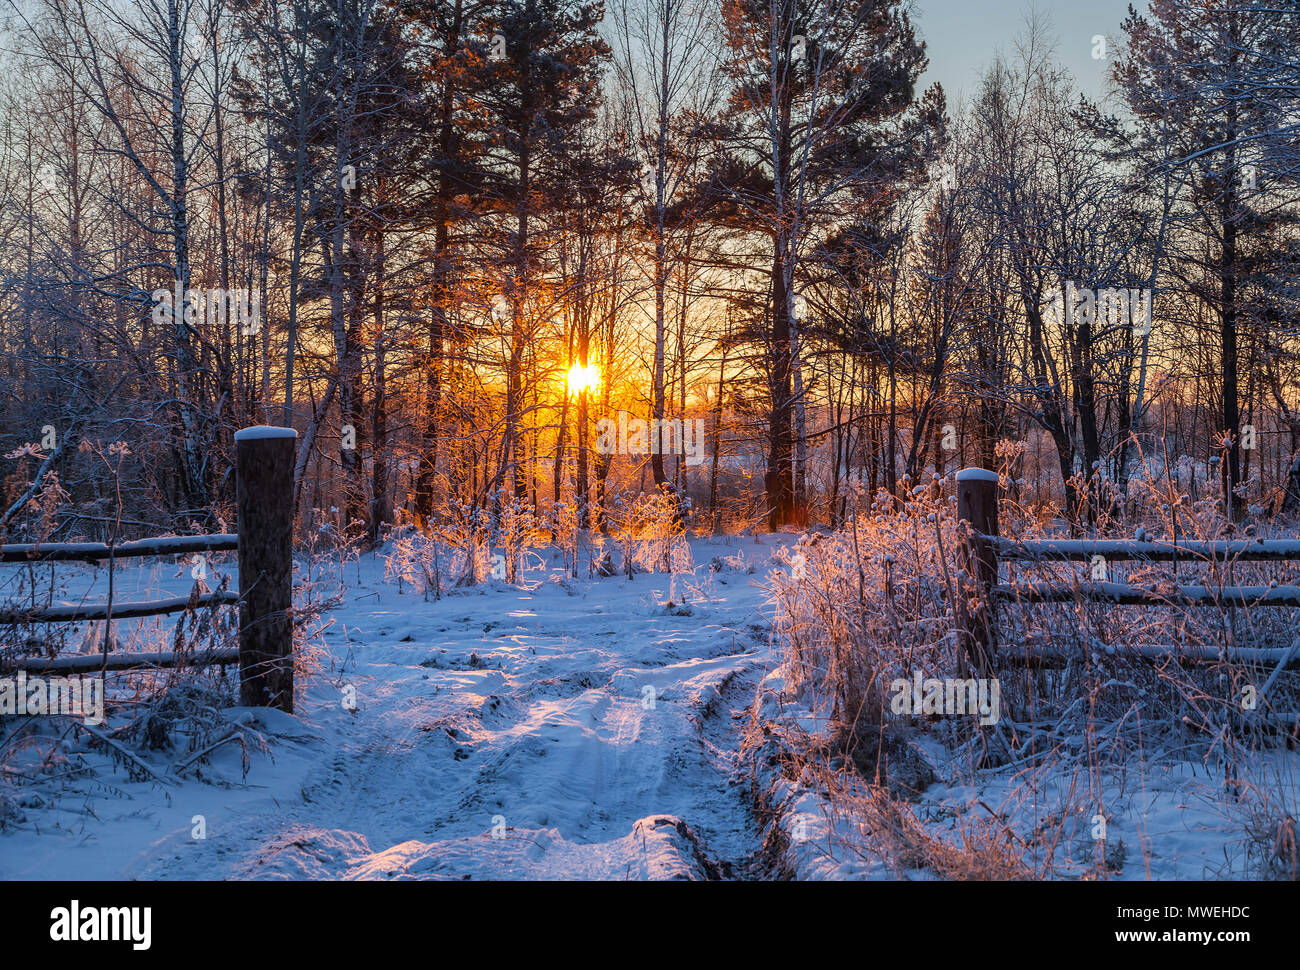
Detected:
left=914, top=0, right=1140, bottom=109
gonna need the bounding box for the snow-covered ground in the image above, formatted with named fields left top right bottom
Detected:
left=749, top=667, right=1299, bottom=881
left=1, top=536, right=787, bottom=880
left=2, top=533, right=1293, bottom=880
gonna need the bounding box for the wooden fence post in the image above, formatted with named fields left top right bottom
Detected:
left=956, top=467, right=1000, bottom=677
left=235, top=426, right=297, bottom=712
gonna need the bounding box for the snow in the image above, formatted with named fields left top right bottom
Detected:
left=0, top=536, right=784, bottom=880
left=233, top=426, right=298, bottom=441
left=1, top=533, right=1292, bottom=880
left=955, top=467, right=1000, bottom=483
left=747, top=665, right=1299, bottom=881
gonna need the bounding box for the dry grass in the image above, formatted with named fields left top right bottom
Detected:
left=760, top=469, right=1300, bottom=879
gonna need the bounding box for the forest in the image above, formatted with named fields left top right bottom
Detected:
left=0, top=0, right=1294, bottom=544
left=1, top=0, right=1299, bottom=890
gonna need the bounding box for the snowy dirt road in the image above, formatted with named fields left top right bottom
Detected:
left=2, top=537, right=786, bottom=880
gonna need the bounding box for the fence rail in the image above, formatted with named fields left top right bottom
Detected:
left=15, top=648, right=240, bottom=675
left=999, top=640, right=1300, bottom=670
left=993, top=581, right=1300, bottom=608
left=1, top=534, right=238, bottom=564
left=0, top=590, right=240, bottom=625
left=989, top=537, right=1300, bottom=563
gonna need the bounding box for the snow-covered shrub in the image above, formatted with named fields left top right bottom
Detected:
left=589, top=531, right=616, bottom=577
left=302, top=506, right=366, bottom=585
left=666, top=536, right=696, bottom=605
left=608, top=486, right=686, bottom=578
left=1223, top=758, right=1299, bottom=880
left=496, top=497, right=544, bottom=584
left=441, top=500, right=494, bottom=586
left=382, top=525, right=444, bottom=599
left=768, top=477, right=958, bottom=735
left=710, top=548, right=753, bottom=574
left=545, top=500, right=579, bottom=578
left=762, top=469, right=1300, bottom=879
left=393, top=499, right=495, bottom=589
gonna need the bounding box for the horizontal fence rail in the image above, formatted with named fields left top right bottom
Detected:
left=1, top=533, right=238, bottom=564
left=991, top=537, right=1300, bottom=563
left=994, top=581, right=1300, bottom=608
left=999, top=640, right=1300, bottom=669
left=13, top=647, right=240, bottom=675
left=0, top=590, right=240, bottom=625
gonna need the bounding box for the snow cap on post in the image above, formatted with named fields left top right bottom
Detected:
left=235, top=425, right=298, bottom=442
left=955, top=467, right=1000, bottom=483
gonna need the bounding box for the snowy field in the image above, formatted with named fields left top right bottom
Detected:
left=1, top=534, right=1293, bottom=880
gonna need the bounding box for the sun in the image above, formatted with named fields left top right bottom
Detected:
left=566, top=362, right=599, bottom=396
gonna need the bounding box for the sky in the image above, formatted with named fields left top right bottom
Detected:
left=913, top=0, right=1140, bottom=109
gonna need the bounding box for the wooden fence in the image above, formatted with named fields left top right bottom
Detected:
left=954, top=466, right=1300, bottom=674
left=1, top=426, right=298, bottom=713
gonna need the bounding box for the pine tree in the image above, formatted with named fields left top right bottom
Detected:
left=716, top=0, right=938, bottom=527
left=1115, top=0, right=1300, bottom=518
left=475, top=0, right=609, bottom=508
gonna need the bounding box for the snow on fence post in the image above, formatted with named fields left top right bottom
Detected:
left=956, top=468, right=1000, bottom=678
left=235, top=426, right=298, bottom=712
